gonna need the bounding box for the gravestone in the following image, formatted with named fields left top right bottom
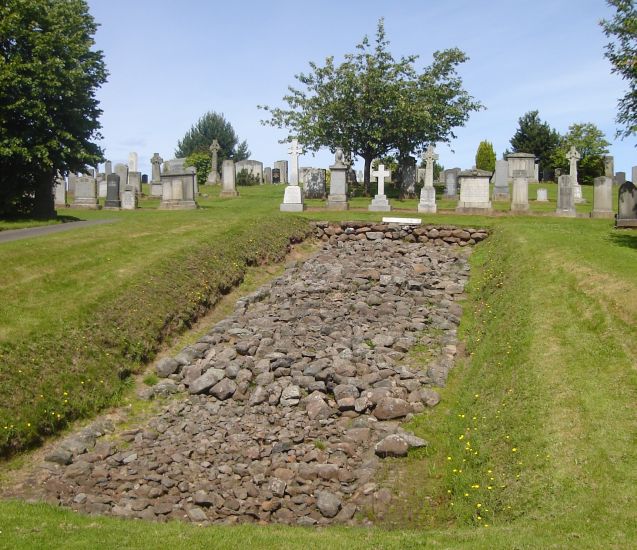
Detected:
left=105, top=160, right=112, bottom=176
left=556, top=174, right=576, bottom=217
left=566, top=146, right=585, bottom=203
left=121, top=186, right=137, bottom=210
left=104, top=174, right=121, bottom=209
left=591, top=176, right=614, bottom=218
left=280, top=140, right=304, bottom=211
left=400, top=156, right=417, bottom=198
left=326, top=148, right=348, bottom=210
left=236, top=160, right=264, bottom=183
left=54, top=171, right=67, bottom=207
left=114, top=163, right=129, bottom=199
left=304, top=168, right=326, bottom=199
left=128, top=171, right=142, bottom=195
left=506, top=152, right=536, bottom=181
left=272, top=168, right=281, bottom=184
left=128, top=152, right=139, bottom=173
left=511, top=170, right=529, bottom=213
left=141, top=174, right=148, bottom=184
left=615, top=171, right=626, bottom=186
left=150, top=153, right=163, bottom=197
left=273, top=160, right=288, bottom=183
left=264, top=167, right=272, bottom=184
left=98, top=179, right=107, bottom=198
left=288, top=140, right=301, bottom=185
left=369, top=164, right=391, bottom=211
left=71, top=175, right=99, bottom=209
left=159, top=171, right=198, bottom=209
left=444, top=170, right=458, bottom=198
left=493, top=160, right=510, bottom=200
left=299, top=166, right=312, bottom=185
left=417, top=168, right=426, bottom=185
left=207, top=140, right=220, bottom=184
left=67, top=174, right=78, bottom=194
left=418, top=145, right=438, bottom=213
left=616, top=181, right=637, bottom=227
left=604, top=155, right=614, bottom=179
left=536, top=188, right=548, bottom=202
left=456, top=169, right=492, bottom=213
left=220, top=160, right=238, bottom=197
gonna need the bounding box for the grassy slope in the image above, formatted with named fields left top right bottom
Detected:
left=1, top=185, right=636, bottom=548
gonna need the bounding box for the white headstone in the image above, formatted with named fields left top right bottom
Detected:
left=288, top=140, right=302, bottom=186
left=511, top=171, right=529, bottom=212
left=418, top=145, right=438, bottom=213
left=128, top=152, right=139, bottom=173
left=220, top=160, right=238, bottom=197
left=536, top=188, right=548, bottom=202
left=591, top=176, right=614, bottom=218
left=369, top=164, right=391, bottom=211
left=456, top=169, right=493, bottom=213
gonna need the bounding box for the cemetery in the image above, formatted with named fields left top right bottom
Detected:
left=1, top=2, right=636, bottom=549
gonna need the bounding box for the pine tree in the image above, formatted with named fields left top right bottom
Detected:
left=475, top=140, right=496, bottom=172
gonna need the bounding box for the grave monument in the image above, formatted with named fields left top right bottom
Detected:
left=150, top=153, right=163, bottom=197
left=326, top=148, right=348, bottom=210
left=369, top=164, right=391, bottom=212
left=418, top=145, right=438, bottom=213
left=104, top=174, right=121, bottom=209
left=456, top=169, right=492, bottom=213
left=591, top=176, right=614, bottom=218
left=566, top=146, right=585, bottom=203
left=493, top=159, right=510, bottom=200
left=616, top=180, right=637, bottom=227
left=556, top=175, right=576, bottom=217
left=280, top=140, right=304, bottom=211
left=207, top=140, right=220, bottom=184
left=511, top=170, right=529, bottom=213
left=220, top=160, right=239, bottom=198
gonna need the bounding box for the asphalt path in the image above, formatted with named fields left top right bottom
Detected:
left=0, top=219, right=118, bottom=244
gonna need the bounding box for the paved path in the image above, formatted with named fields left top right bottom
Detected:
left=0, top=219, right=118, bottom=244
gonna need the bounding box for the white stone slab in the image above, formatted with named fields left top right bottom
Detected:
left=382, top=217, right=422, bottom=225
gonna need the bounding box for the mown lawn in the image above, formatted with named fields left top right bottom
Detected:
left=1, top=183, right=636, bottom=548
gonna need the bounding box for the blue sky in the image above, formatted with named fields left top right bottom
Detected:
left=87, top=0, right=635, bottom=177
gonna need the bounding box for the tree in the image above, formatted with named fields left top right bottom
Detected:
left=551, top=122, right=610, bottom=184
left=475, top=140, right=496, bottom=172
left=509, top=111, right=561, bottom=178
left=259, top=19, right=481, bottom=195
left=0, top=0, right=107, bottom=218
left=175, top=111, right=250, bottom=177
left=600, top=0, right=637, bottom=139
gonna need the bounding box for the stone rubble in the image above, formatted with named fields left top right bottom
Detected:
left=10, top=223, right=487, bottom=526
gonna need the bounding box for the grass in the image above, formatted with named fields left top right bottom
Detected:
left=1, top=184, right=636, bottom=548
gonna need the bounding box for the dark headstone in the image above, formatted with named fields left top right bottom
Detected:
left=141, top=174, right=148, bottom=184
left=272, top=168, right=281, bottom=184
left=304, top=168, right=326, bottom=199
left=105, top=174, right=121, bottom=209
left=616, top=181, right=637, bottom=227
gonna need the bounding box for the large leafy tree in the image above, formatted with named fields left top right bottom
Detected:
left=551, top=122, right=611, bottom=184
left=259, top=19, right=481, bottom=195
left=475, top=140, right=496, bottom=172
left=0, top=0, right=107, bottom=218
left=600, top=0, right=637, bottom=139
left=175, top=111, right=250, bottom=176
left=509, top=110, right=561, bottom=178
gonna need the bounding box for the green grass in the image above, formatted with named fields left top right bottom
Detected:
left=1, top=184, right=636, bottom=548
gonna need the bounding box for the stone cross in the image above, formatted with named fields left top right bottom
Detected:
left=566, top=146, right=581, bottom=185
left=209, top=139, right=220, bottom=169
left=372, top=164, right=391, bottom=196
left=150, top=153, right=163, bottom=183
left=421, top=145, right=438, bottom=188
left=288, top=139, right=302, bottom=185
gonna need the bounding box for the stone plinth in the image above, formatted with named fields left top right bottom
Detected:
left=280, top=185, right=304, bottom=212
left=159, top=170, right=198, bottom=210
left=104, top=174, right=121, bottom=209
left=493, top=159, right=510, bottom=200
left=591, top=176, right=614, bottom=218
left=511, top=172, right=529, bottom=213
left=456, top=169, right=492, bottom=213
left=417, top=186, right=437, bottom=213
left=71, top=175, right=99, bottom=209
left=556, top=175, right=576, bottom=217
left=122, top=187, right=138, bottom=210
left=220, top=160, right=238, bottom=197
left=369, top=195, right=391, bottom=212
left=536, top=188, right=548, bottom=202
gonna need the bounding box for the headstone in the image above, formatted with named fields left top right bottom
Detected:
left=220, top=160, right=238, bottom=197
left=304, top=168, right=326, bottom=199
left=400, top=156, right=417, bottom=198
left=536, top=188, right=548, bottom=202
left=163, top=158, right=187, bottom=173
left=272, top=168, right=281, bottom=184
left=288, top=140, right=302, bottom=185
left=556, top=175, right=576, bottom=217
left=591, top=176, right=614, bottom=218
left=71, top=175, right=99, bottom=209
left=326, top=147, right=348, bottom=210
left=128, top=152, right=139, bottom=173
left=264, top=167, right=272, bottom=184
left=566, top=146, right=585, bottom=204
left=128, top=171, right=142, bottom=195
left=418, top=145, right=438, bottom=213
left=493, top=160, right=510, bottom=200
left=456, top=169, right=492, bottom=213
left=67, top=173, right=78, bottom=194
left=299, top=166, right=312, bottom=185
left=54, top=171, right=67, bottom=207
left=104, top=174, right=121, bottom=209
left=417, top=168, right=426, bottom=185
left=159, top=162, right=199, bottom=209
left=279, top=184, right=304, bottom=212
left=98, top=180, right=107, bottom=198
left=506, top=152, right=536, bottom=181
left=121, top=186, right=137, bottom=210
left=632, top=165, right=637, bottom=185
left=105, top=160, right=112, bottom=176
left=615, top=171, right=626, bottom=186
left=273, top=160, right=288, bottom=183
left=369, top=164, right=391, bottom=212
left=604, top=155, right=614, bottom=179
left=534, top=163, right=539, bottom=182
left=235, top=160, right=264, bottom=183
left=207, top=140, right=221, bottom=184
left=511, top=170, right=529, bottom=213
left=616, top=181, right=637, bottom=227
left=444, top=170, right=458, bottom=198
left=150, top=153, right=163, bottom=197
left=141, top=174, right=148, bottom=184
left=114, top=163, right=129, bottom=199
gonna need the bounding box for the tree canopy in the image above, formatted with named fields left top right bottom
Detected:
left=551, top=122, right=610, bottom=184
left=175, top=111, right=250, bottom=177
left=0, top=0, right=107, bottom=218
left=601, top=0, right=637, bottom=140
left=259, top=19, right=482, bottom=193
left=508, top=111, right=560, bottom=178
left=475, top=140, right=496, bottom=172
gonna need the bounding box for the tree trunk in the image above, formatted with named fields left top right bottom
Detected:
left=31, top=171, right=56, bottom=219
left=363, top=155, right=373, bottom=197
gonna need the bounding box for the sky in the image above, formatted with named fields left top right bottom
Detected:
left=87, top=0, right=635, bottom=177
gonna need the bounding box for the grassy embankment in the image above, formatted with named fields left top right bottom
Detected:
left=1, top=183, right=636, bottom=548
